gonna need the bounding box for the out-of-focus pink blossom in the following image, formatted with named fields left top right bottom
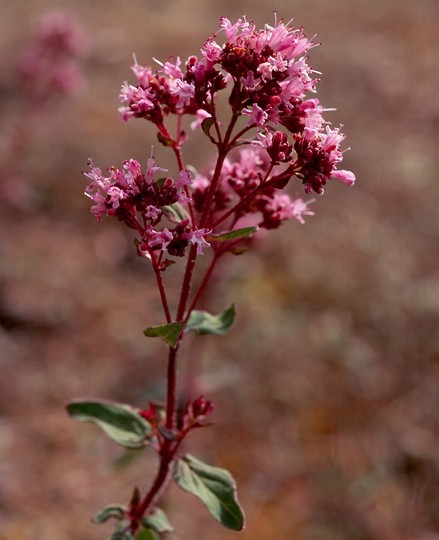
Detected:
left=17, top=11, right=86, bottom=101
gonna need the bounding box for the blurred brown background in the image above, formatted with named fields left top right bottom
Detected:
left=0, top=1, right=438, bottom=539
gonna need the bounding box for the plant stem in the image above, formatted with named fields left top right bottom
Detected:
left=131, top=440, right=174, bottom=529
left=184, top=252, right=222, bottom=323
left=151, top=254, right=172, bottom=324
left=166, top=345, right=178, bottom=429
left=132, top=111, right=241, bottom=535
left=199, top=112, right=239, bottom=228
left=176, top=243, right=198, bottom=322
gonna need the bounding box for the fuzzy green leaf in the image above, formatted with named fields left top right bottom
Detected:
left=173, top=454, right=245, bottom=531
left=143, top=322, right=184, bottom=348
left=208, top=226, right=258, bottom=242
left=67, top=400, right=151, bottom=449
left=187, top=305, right=235, bottom=336
left=141, top=508, right=173, bottom=533
left=93, top=504, right=127, bottom=524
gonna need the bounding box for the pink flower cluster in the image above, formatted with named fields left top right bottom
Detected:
left=118, top=16, right=355, bottom=195
left=192, top=148, right=315, bottom=229
left=86, top=16, right=355, bottom=266
left=84, top=158, right=210, bottom=260
left=17, top=11, right=86, bottom=101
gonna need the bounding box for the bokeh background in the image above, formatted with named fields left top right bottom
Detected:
left=0, top=1, right=438, bottom=539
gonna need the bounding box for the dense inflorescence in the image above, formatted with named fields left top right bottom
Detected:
left=85, top=16, right=355, bottom=264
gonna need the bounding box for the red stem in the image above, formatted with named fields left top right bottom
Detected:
left=151, top=256, right=172, bottom=324
left=166, top=346, right=178, bottom=429
left=184, top=252, right=222, bottom=324
left=176, top=243, right=198, bottom=322
left=132, top=439, right=174, bottom=528
left=199, top=112, right=239, bottom=228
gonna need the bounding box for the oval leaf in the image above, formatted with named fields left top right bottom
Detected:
left=186, top=305, right=235, bottom=336
left=141, top=508, right=173, bottom=533
left=143, top=322, right=184, bottom=348
left=93, top=503, right=127, bottom=524
left=67, top=400, right=151, bottom=449
left=207, top=226, right=258, bottom=242
left=173, top=454, right=245, bottom=531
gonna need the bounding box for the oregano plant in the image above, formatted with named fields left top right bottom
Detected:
left=68, top=15, right=355, bottom=539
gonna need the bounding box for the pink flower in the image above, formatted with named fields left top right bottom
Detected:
left=240, top=71, right=260, bottom=91
left=147, top=228, right=174, bottom=251
left=119, top=84, right=155, bottom=121
left=170, top=79, right=195, bottom=108
left=260, top=193, right=315, bottom=228
left=288, top=196, right=315, bottom=224
left=186, top=228, right=211, bottom=254
left=294, top=126, right=354, bottom=194
left=131, top=60, right=153, bottom=87
left=242, top=103, right=268, bottom=127
left=219, top=17, right=253, bottom=44
left=162, top=56, right=184, bottom=79
left=331, top=169, right=356, bottom=186
left=201, top=39, right=223, bottom=64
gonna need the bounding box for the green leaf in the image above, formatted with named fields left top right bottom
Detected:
left=173, top=454, right=245, bottom=531
left=143, top=322, right=184, bottom=348
left=67, top=400, right=151, bottom=449
left=187, top=305, right=235, bottom=336
left=93, top=503, right=127, bottom=524
left=142, top=508, right=173, bottom=533
left=136, top=529, right=158, bottom=540
left=162, top=202, right=189, bottom=223
left=207, top=226, right=258, bottom=242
